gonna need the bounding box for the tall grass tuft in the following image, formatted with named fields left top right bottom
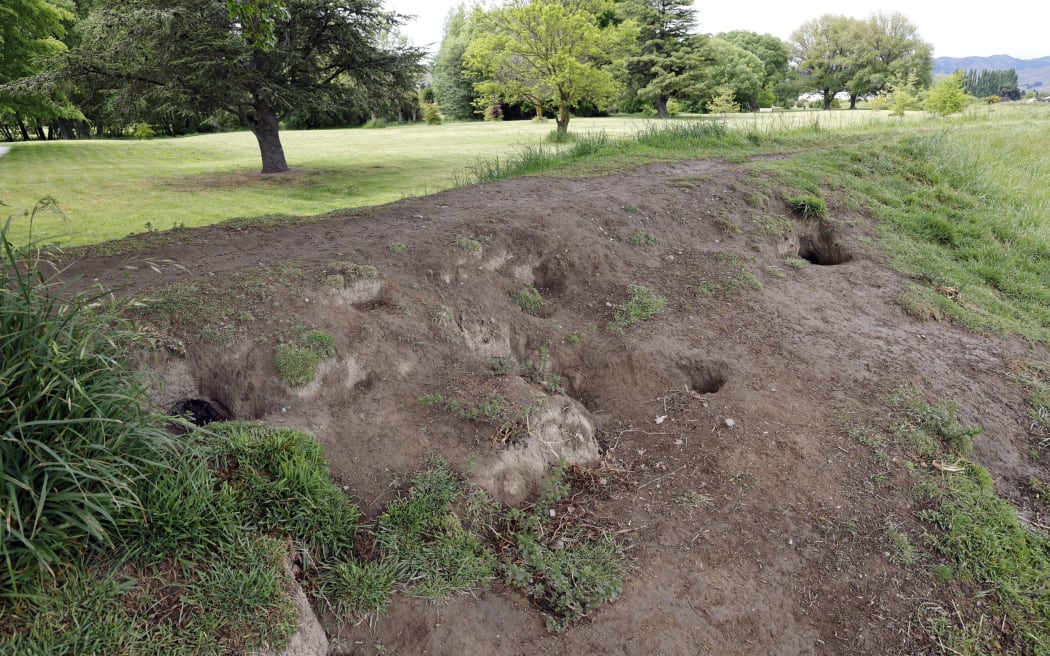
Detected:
left=0, top=201, right=169, bottom=596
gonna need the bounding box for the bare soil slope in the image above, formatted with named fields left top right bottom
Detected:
left=62, top=158, right=1048, bottom=655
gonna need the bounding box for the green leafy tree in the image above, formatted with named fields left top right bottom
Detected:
left=789, top=14, right=855, bottom=109
left=717, top=31, right=789, bottom=101
left=843, top=12, right=931, bottom=109
left=0, top=0, right=75, bottom=140
left=925, top=72, right=968, bottom=116
left=432, top=4, right=479, bottom=120
left=706, top=37, right=765, bottom=110
left=66, top=0, right=424, bottom=172
left=620, top=0, right=706, bottom=118
left=464, top=0, right=637, bottom=134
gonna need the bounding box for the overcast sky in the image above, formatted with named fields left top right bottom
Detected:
left=385, top=0, right=1049, bottom=61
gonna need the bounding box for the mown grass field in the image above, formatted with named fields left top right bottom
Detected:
left=3, top=109, right=921, bottom=247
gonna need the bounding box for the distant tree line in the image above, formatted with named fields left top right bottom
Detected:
left=2, top=0, right=946, bottom=167
left=959, top=69, right=1020, bottom=100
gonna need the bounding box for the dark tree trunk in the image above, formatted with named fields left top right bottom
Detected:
left=556, top=103, right=570, bottom=134
left=655, top=96, right=669, bottom=119
left=57, top=118, right=76, bottom=140
left=17, top=119, right=30, bottom=141
left=849, top=94, right=858, bottom=109
left=534, top=103, right=543, bottom=119
left=247, top=102, right=289, bottom=174
left=822, top=89, right=832, bottom=110
left=77, top=121, right=92, bottom=138
left=35, top=125, right=46, bottom=140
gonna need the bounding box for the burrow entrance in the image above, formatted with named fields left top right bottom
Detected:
left=681, top=360, right=729, bottom=394
left=171, top=398, right=231, bottom=426
left=798, top=234, right=853, bottom=266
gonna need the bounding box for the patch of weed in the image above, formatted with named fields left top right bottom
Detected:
left=885, top=523, right=918, bottom=566
left=620, top=228, right=657, bottom=246
left=623, top=204, right=640, bottom=213
left=489, top=355, right=517, bottom=376
left=714, top=214, right=738, bottom=236
left=783, top=256, right=811, bottom=269
left=512, top=285, right=543, bottom=314
left=565, top=333, right=581, bottom=345
left=889, top=388, right=982, bottom=457
left=388, top=241, right=407, bottom=254
left=610, top=284, right=667, bottom=332
left=453, top=234, right=487, bottom=252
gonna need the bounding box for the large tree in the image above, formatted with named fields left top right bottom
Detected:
left=706, top=37, right=765, bottom=110
left=0, top=0, right=75, bottom=140
left=432, top=4, right=479, bottom=120
left=717, top=31, right=789, bottom=106
left=620, top=0, right=706, bottom=118
left=789, top=15, right=854, bottom=109
left=65, top=0, right=423, bottom=172
left=843, top=12, right=931, bottom=109
left=464, top=0, right=637, bottom=134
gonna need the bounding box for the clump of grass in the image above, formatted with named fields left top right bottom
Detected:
left=376, top=462, right=496, bottom=600
left=274, top=326, right=337, bottom=387
left=565, top=333, right=581, bottom=345
left=786, top=194, right=828, bottom=219
left=545, top=130, right=576, bottom=144
left=885, top=523, right=918, bottom=566
left=620, top=228, right=656, bottom=246
left=453, top=234, right=485, bottom=252
left=889, top=387, right=982, bottom=457
left=207, top=422, right=361, bottom=565
left=610, top=284, right=667, bottom=332
left=623, top=204, right=640, bottom=213
left=362, top=118, right=387, bottom=129
left=319, top=560, right=399, bottom=616
left=0, top=203, right=170, bottom=596
left=784, top=256, right=811, bottom=269
left=388, top=241, right=407, bottom=254
left=512, top=285, right=543, bottom=314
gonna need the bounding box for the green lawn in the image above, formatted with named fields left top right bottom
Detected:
left=2, top=110, right=912, bottom=247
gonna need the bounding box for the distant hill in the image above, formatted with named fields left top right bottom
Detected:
left=934, top=55, right=1050, bottom=92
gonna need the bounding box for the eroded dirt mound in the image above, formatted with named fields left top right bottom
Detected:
left=62, top=158, right=1048, bottom=655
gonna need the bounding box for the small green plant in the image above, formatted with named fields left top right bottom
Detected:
left=885, top=523, right=918, bottom=566
left=610, top=284, right=667, bottom=331
left=565, top=333, right=580, bottom=345
left=388, top=241, right=407, bottom=254
left=131, top=122, right=155, bottom=139
left=713, top=215, right=738, bottom=236
left=363, top=118, right=387, bottom=129
left=489, top=355, right=517, bottom=376
left=620, top=228, right=656, bottom=246
left=319, top=560, right=399, bottom=616
left=453, top=235, right=484, bottom=252
left=512, top=285, right=543, bottom=314
left=274, top=327, right=337, bottom=387
left=505, top=534, right=626, bottom=632
left=623, top=204, right=640, bottom=213
left=784, top=256, right=811, bottom=269
left=786, top=195, right=828, bottom=219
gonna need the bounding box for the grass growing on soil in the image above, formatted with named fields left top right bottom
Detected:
left=854, top=389, right=1050, bottom=653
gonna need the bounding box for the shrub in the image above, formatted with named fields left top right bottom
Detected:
left=131, top=122, right=155, bottom=139
left=0, top=203, right=169, bottom=595
left=422, top=102, right=442, bottom=125
left=362, top=118, right=387, bottom=129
